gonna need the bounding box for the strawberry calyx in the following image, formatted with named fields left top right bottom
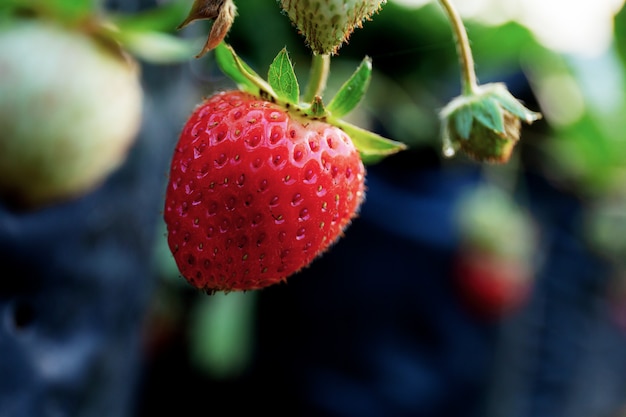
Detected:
left=440, top=83, right=542, bottom=163
left=177, top=0, right=236, bottom=58
left=214, top=42, right=407, bottom=164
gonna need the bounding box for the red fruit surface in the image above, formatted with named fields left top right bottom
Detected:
left=164, top=91, right=366, bottom=292
left=454, top=249, right=533, bottom=319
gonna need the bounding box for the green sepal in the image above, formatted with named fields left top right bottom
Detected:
left=471, top=96, right=504, bottom=135
left=488, top=83, right=542, bottom=123
left=268, top=47, right=300, bottom=105
left=214, top=43, right=277, bottom=100
left=326, top=56, right=372, bottom=118
left=332, top=119, right=407, bottom=164
left=308, top=96, right=328, bottom=118
left=452, top=105, right=473, bottom=140
left=214, top=43, right=406, bottom=164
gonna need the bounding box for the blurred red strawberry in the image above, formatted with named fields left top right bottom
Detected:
left=452, top=185, right=537, bottom=320
left=453, top=247, right=534, bottom=319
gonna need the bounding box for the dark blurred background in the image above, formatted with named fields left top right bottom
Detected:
left=4, top=0, right=626, bottom=416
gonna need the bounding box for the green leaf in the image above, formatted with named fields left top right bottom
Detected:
left=115, top=30, right=200, bottom=64
left=268, top=48, right=299, bottom=104
left=452, top=105, right=474, bottom=140
left=333, top=119, right=407, bottom=164
left=471, top=97, right=504, bottom=134
left=5, top=0, right=96, bottom=22
left=0, top=0, right=22, bottom=14
left=214, top=43, right=276, bottom=99
left=326, top=57, right=372, bottom=118
left=50, top=0, right=95, bottom=15
left=111, top=1, right=190, bottom=33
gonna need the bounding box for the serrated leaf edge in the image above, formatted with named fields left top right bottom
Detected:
left=214, top=43, right=406, bottom=162
left=215, top=43, right=278, bottom=101
left=267, top=48, right=300, bottom=105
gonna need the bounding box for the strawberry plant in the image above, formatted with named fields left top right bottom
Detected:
left=163, top=0, right=543, bottom=292
left=163, top=43, right=404, bottom=292
left=436, top=0, right=542, bottom=163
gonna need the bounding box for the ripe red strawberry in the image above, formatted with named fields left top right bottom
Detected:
left=164, top=90, right=366, bottom=292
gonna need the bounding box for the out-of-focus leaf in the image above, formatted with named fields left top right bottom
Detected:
left=111, top=1, right=190, bottom=33
left=189, top=292, right=256, bottom=379
left=116, top=30, right=200, bottom=64
left=1, top=0, right=96, bottom=22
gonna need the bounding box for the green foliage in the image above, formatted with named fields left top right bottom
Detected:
left=189, top=292, right=256, bottom=379
left=214, top=41, right=406, bottom=163
left=108, top=1, right=202, bottom=64
left=109, top=1, right=190, bottom=33
left=113, top=30, right=199, bottom=64
left=214, top=42, right=276, bottom=98
left=0, top=0, right=201, bottom=64
left=7, top=0, right=96, bottom=23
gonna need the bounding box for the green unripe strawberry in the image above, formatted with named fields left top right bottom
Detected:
left=449, top=107, right=521, bottom=163
left=278, top=0, right=386, bottom=55
left=0, top=18, right=143, bottom=208
left=440, top=83, right=541, bottom=164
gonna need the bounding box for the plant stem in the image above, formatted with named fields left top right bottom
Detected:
left=303, top=53, right=330, bottom=102
left=438, top=0, right=478, bottom=95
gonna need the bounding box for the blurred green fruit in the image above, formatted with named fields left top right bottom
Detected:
left=0, top=18, right=143, bottom=208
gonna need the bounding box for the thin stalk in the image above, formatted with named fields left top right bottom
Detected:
left=438, top=0, right=478, bottom=95
left=303, top=53, right=330, bottom=102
